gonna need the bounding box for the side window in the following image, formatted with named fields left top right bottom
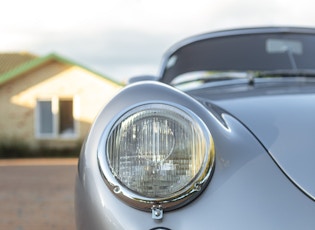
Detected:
left=36, top=98, right=77, bottom=138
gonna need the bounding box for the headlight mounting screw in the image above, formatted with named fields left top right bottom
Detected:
left=194, top=182, right=202, bottom=191
left=113, top=186, right=121, bottom=194
left=151, top=205, right=163, bottom=220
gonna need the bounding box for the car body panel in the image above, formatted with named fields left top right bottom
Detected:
left=188, top=78, right=315, bottom=200
left=76, top=82, right=315, bottom=229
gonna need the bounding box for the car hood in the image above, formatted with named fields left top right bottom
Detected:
left=191, top=81, right=315, bottom=200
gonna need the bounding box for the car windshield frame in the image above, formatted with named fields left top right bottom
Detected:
left=159, top=27, right=315, bottom=85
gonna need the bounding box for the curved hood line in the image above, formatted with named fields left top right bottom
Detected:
left=200, top=92, right=315, bottom=201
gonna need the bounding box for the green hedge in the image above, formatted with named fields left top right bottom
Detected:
left=0, top=140, right=82, bottom=159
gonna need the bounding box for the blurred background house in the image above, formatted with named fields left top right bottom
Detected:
left=0, top=52, right=123, bottom=158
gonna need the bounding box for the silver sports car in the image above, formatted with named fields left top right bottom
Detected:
left=75, top=27, right=315, bottom=229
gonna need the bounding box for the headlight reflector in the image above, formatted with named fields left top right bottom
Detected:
left=99, top=103, right=214, bottom=210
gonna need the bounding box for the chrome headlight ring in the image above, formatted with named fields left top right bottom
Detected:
left=98, top=102, right=215, bottom=213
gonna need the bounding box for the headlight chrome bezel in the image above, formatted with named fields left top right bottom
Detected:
left=98, top=101, right=215, bottom=212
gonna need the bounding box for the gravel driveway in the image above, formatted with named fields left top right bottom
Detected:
left=0, top=158, right=78, bottom=230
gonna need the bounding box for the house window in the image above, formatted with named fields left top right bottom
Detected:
left=36, top=97, right=78, bottom=138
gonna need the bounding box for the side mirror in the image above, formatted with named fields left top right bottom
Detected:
left=128, top=75, right=158, bottom=84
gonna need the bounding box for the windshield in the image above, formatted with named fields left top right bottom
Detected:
left=160, top=31, right=315, bottom=85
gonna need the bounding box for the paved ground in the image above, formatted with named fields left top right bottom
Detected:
left=0, top=158, right=78, bottom=230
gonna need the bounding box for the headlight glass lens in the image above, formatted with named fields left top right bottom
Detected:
left=106, top=104, right=211, bottom=198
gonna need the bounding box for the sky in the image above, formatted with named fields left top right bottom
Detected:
left=2, top=0, right=315, bottom=83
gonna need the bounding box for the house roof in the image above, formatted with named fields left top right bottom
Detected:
left=0, top=52, right=124, bottom=86
left=0, top=52, right=37, bottom=75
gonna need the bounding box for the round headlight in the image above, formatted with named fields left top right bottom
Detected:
left=98, top=103, right=214, bottom=211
